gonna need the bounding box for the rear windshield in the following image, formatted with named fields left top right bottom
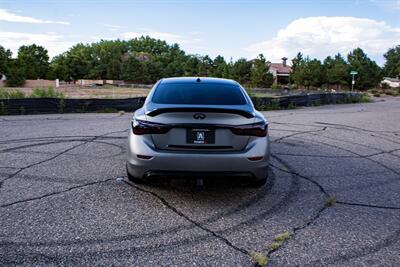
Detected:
left=152, top=83, right=247, bottom=105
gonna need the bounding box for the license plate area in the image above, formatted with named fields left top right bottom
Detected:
left=186, top=129, right=215, bottom=144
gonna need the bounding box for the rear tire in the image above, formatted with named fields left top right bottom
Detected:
left=250, top=176, right=267, bottom=187
left=126, top=167, right=146, bottom=184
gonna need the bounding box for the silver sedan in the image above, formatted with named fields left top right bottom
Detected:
left=127, top=77, right=270, bottom=186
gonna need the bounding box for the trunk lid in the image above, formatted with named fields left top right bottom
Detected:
left=145, top=105, right=255, bottom=152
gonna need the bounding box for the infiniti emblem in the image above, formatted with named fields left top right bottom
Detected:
left=193, top=113, right=206, bottom=120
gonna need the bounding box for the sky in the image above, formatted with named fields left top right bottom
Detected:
left=0, top=0, right=399, bottom=65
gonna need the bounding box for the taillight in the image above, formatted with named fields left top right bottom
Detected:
left=231, top=122, right=268, bottom=137
left=131, top=119, right=170, bottom=135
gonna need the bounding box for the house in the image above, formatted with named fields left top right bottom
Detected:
left=268, top=57, right=292, bottom=84
left=381, top=77, right=400, bottom=88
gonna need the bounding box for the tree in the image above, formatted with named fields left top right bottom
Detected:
left=250, top=54, right=273, bottom=88
left=63, top=43, right=93, bottom=80
left=163, top=61, right=185, bottom=78
left=121, top=56, right=146, bottom=82
left=48, top=54, right=70, bottom=80
left=17, top=44, right=49, bottom=79
left=5, top=59, right=26, bottom=87
left=0, top=45, right=12, bottom=78
left=383, top=45, right=400, bottom=78
left=231, top=58, right=252, bottom=84
left=184, top=56, right=201, bottom=76
left=324, top=54, right=349, bottom=89
left=291, top=52, right=305, bottom=87
left=347, top=48, right=382, bottom=89
left=212, top=55, right=229, bottom=78
left=198, top=55, right=213, bottom=76
left=86, top=40, right=127, bottom=79
left=307, top=59, right=325, bottom=87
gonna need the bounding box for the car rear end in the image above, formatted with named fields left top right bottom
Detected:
left=127, top=77, right=270, bottom=183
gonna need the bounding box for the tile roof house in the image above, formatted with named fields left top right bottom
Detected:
left=381, top=77, right=400, bottom=88
left=268, top=57, right=292, bottom=84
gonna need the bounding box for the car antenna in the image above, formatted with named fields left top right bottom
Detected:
left=196, top=77, right=201, bottom=82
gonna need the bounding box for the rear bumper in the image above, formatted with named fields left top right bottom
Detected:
left=126, top=132, right=270, bottom=180
left=140, top=171, right=255, bottom=179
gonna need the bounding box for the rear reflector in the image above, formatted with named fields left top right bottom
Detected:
left=247, top=156, right=263, bottom=161
left=137, top=154, right=153, bottom=160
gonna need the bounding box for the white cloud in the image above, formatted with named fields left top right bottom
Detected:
left=121, top=31, right=202, bottom=45
left=101, top=23, right=122, bottom=31
left=0, top=9, right=69, bottom=25
left=246, top=16, right=400, bottom=64
left=0, top=31, right=74, bottom=58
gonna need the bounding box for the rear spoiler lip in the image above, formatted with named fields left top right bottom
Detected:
left=146, top=107, right=255, bottom=118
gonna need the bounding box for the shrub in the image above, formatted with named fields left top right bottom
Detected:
left=386, top=89, right=399, bottom=96
left=287, top=102, right=296, bottom=109
left=31, top=86, right=64, bottom=98
left=245, top=87, right=254, bottom=97
left=271, top=83, right=282, bottom=90
left=264, top=99, right=281, bottom=110
left=359, top=94, right=372, bottom=102
left=0, top=88, right=25, bottom=99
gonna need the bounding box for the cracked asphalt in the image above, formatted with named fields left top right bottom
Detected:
left=1, top=97, right=399, bottom=266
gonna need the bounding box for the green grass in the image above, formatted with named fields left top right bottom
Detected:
left=325, top=196, right=337, bottom=207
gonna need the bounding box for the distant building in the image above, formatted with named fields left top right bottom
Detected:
left=268, top=57, right=292, bottom=85
left=381, top=77, right=400, bottom=88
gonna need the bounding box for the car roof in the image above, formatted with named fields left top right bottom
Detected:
left=159, top=77, right=239, bottom=85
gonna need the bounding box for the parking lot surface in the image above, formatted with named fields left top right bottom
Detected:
left=1, top=98, right=399, bottom=266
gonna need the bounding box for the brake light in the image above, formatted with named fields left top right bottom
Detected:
left=131, top=119, right=170, bottom=135
left=231, top=122, right=268, bottom=137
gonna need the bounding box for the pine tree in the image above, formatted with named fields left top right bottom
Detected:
left=250, top=54, right=273, bottom=88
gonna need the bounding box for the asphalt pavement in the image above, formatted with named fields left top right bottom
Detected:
left=1, top=97, right=399, bottom=266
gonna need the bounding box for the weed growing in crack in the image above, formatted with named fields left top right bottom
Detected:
left=268, top=231, right=292, bottom=250
left=269, top=242, right=281, bottom=250
left=274, top=231, right=291, bottom=242
left=325, top=196, right=337, bottom=207
left=250, top=251, right=268, bottom=267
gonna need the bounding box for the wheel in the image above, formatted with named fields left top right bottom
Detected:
left=126, top=167, right=146, bottom=184
left=250, top=177, right=267, bottom=187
